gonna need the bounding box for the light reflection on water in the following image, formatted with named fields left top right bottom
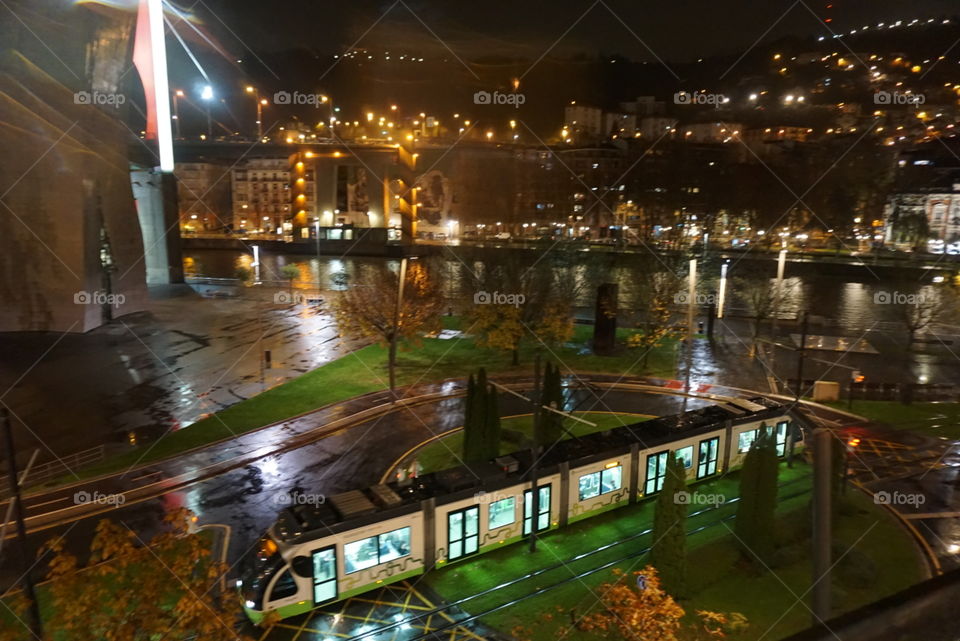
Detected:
left=182, top=249, right=936, bottom=333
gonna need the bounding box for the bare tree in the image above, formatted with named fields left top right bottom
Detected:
left=734, top=275, right=796, bottom=357
left=898, top=286, right=957, bottom=347
left=333, top=260, right=444, bottom=393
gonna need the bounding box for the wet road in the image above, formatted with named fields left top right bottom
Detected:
left=0, top=383, right=705, bottom=590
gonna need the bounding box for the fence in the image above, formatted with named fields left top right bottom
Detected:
left=0, top=444, right=105, bottom=500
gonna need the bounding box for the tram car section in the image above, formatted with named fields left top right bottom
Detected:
left=239, top=397, right=803, bottom=623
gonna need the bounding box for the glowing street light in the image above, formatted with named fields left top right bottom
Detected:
left=200, top=85, right=214, bottom=137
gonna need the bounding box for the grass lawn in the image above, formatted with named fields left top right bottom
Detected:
left=413, top=411, right=653, bottom=474
left=423, top=462, right=924, bottom=641
left=63, top=320, right=679, bottom=483
left=826, top=400, right=960, bottom=441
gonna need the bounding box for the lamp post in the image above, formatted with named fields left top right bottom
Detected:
left=172, top=89, right=184, bottom=139
left=245, top=86, right=265, bottom=139
left=200, top=84, right=213, bottom=138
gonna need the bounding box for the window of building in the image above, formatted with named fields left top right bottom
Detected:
left=676, top=446, right=694, bottom=469
left=488, top=497, right=515, bottom=530
left=344, top=527, right=410, bottom=574
left=269, top=570, right=298, bottom=602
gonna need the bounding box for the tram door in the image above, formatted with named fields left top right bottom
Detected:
left=312, top=546, right=337, bottom=605
left=523, top=485, right=551, bottom=535
left=645, top=450, right=670, bottom=494
left=448, top=506, right=480, bottom=560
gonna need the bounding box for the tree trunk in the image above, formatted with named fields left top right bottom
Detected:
left=512, top=347, right=519, bottom=366
left=389, top=334, right=398, bottom=399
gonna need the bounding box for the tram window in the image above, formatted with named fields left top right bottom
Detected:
left=488, top=497, right=516, bottom=530
left=579, top=465, right=622, bottom=501
left=738, top=429, right=759, bottom=453
left=600, top=465, right=622, bottom=493
left=344, top=536, right=379, bottom=573
left=776, top=421, right=789, bottom=457
left=578, top=472, right=601, bottom=500
left=379, top=527, right=411, bottom=563
left=675, top=446, right=693, bottom=469
left=345, top=527, right=411, bottom=573
left=269, top=570, right=298, bottom=602
left=697, top=437, right=719, bottom=479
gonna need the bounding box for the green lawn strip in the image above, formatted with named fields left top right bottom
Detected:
left=423, top=463, right=921, bottom=641
left=423, top=465, right=810, bottom=621
left=824, top=400, right=960, bottom=441
left=56, top=321, right=678, bottom=484
left=414, top=412, right=653, bottom=474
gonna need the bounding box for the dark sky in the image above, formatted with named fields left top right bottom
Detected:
left=194, top=0, right=959, bottom=64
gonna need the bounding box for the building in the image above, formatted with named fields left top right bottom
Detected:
left=231, top=157, right=294, bottom=236
left=563, top=103, right=603, bottom=140
left=639, top=117, right=678, bottom=141
left=604, top=113, right=637, bottom=138
left=175, top=161, right=232, bottom=232
left=680, top=122, right=742, bottom=144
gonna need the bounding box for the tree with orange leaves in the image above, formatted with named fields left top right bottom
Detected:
left=510, top=566, right=746, bottom=641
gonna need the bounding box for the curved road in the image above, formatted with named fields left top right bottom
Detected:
left=1, top=374, right=957, bottom=591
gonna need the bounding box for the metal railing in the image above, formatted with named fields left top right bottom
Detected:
left=0, top=445, right=105, bottom=499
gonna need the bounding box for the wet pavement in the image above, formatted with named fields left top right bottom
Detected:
left=0, top=282, right=367, bottom=464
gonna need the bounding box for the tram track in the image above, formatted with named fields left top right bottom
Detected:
left=337, top=476, right=813, bottom=641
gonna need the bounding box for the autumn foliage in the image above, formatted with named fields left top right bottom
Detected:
left=511, top=566, right=746, bottom=641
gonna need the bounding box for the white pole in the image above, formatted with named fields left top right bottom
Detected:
left=147, top=0, right=174, bottom=172
left=717, top=262, right=728, bottom=319
left=687, top=258, right=697, bottom=340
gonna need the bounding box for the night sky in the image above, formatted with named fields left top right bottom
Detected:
left=195, top=0, right=960, bottom=63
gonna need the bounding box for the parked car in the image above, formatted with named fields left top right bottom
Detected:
left=494, top=232, right=511, bottom=240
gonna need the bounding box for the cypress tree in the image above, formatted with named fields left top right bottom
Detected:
left=482, top=384, right=502, bottom=460
left=651, top=453, right=688, bottom=597
left=735, top=424, right=779, bottom=563
left=541, top=362, right=565, bottom=445
left=463, top=368, right=502, bottom=463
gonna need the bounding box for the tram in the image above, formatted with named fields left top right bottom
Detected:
left=239, top=397, right=803, bottom=622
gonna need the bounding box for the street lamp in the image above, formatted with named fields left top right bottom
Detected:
left=200, top=84, right=213, bottom=138
left=172, top=89, right=184, bottom=138
left=245, top=86, right=264, bottom=139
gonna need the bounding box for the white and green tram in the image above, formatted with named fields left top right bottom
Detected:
left=238, top=397, right=803, bottom=623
